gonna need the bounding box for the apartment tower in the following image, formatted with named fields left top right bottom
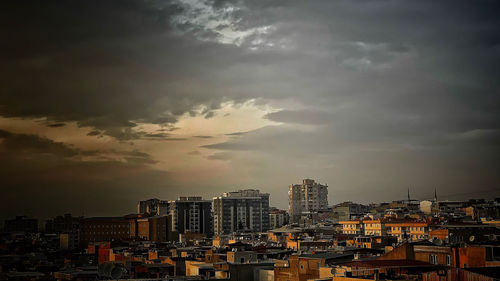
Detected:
left=289, top=179, right=328, bottom=223
left=213, top=189, right=270, bottom=235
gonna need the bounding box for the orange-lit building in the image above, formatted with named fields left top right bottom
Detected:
left=340, top=220, right=363, bottom=235
left=386, top=221, right=428, bottom=242
left=429, top=228, right=448, bottom=241
left=362, top=219, right=386, bottom=236
left=379, top=241, right=500, bottom=268
left=274, top=254, right=324, bottom=281
left=379, top=242, right=453, bottom=266
left=137, top=218, right=150, bottom=240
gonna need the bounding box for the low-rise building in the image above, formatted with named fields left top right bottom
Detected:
left=340, top=220, right=363, bottom=235
left=362, top=219, right=386, bottom=236
left=386, top=221, right=428, bottom=242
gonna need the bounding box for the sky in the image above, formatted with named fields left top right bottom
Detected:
left=1, top=0, right=500, bottom=221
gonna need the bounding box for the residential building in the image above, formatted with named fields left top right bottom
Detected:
left=289, top=179, right=328, bottom=223
left=137, top=218, right=150, bottom=240
left=274, top=254, right=324, bottom=281
left=379, top=241, right=500, bottom=268
left=331, top=206, right=350, bottom=222
left=148, top=215, right=170, bottom=243
left=60, top=232, right=78, bottom=250
left=386, top=221, right=428, bottom=242
left=340, top=220, right=363, bottom=235
left=45, top=214, right=82, bottom=234
left=213, top=189, right=270, bottom=235
left=333, top=202, right=371, bottom=221
left=79, top=217, right=132, bottom=247
left=363, top=219, right=386, bottom=236
left=168, top=196, right=213, bottom=240
left=137, top=198, right=168, bottom=215
left=269, top=207, right=289, bottom=229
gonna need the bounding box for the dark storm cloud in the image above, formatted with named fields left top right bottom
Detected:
left=47, top=123, right=66, bottom=128
left=201, top=0, right=500, bottom=152
left=1, top=0, right=500, bottom=209
left=0, top=0, right=254, bottom=139
left=0, top=129, right=77, bottom=159
left=1, top=0, right=499, bottom=142
left=0, top=129, right=171, bottom=220
left=87, top=130, right=101, bottom=136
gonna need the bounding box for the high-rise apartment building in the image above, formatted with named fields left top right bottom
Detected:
left=168, top=196, right=213, bottom=239
left=289, top=179, right=328, bottom=223
left=213, top=189, right=270, bottom=235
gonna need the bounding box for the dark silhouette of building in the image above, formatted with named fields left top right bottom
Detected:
left=168, top=197, right=213, bottom=240
left=4, top=216, right=38, bottom=233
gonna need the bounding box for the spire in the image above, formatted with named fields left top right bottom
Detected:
left=434, top=187, right=438, bottom=202
left=408, top=188, right=410, bottom=202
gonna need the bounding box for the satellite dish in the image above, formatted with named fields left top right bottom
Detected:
left=469, top=235, right=475, bottom=242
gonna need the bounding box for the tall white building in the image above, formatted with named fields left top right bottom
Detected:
left=213, top=189, right=270, bottom=235
left=289, top=179, right=328, bottom=223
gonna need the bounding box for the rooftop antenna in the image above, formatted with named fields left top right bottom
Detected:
left=407, top=187, right=411, bottom=202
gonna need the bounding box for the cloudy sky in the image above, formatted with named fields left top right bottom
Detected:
left=1, top=0, right=499, bottom=220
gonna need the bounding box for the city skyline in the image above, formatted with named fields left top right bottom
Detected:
left=1, top=0, right=500, bottom=221
left=3, top=183, right=499, bottom=224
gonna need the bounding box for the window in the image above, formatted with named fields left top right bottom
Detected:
left=429, top=254, right=438, bottom=265
left=446, top=255, right=451, bottom=266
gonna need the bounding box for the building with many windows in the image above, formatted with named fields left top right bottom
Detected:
left=340, top=220, right=363, bottom=235
left=289, top=179, right=328, bottom=223
left=168, top=196, right=213, bottom=239
left=269, top=207, right=289, bottom=229
left=79, top=217, right=132, bottom=247
left=213, top=189, right=270, bottom=235
left=363, top=219, right=386, bottom=236
left=386, top=221, right=428, bottom=242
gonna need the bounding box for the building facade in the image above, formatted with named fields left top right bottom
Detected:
left=137, top=198, right=169, bottom=215
left=79, top=217, right=132, bottom=247
left=289, top=179, right=328, bottom=223
left=168, top=196, right=213, bottom=239
left=386, top=221, right=428, bottom=242
left=213, top=189, right=270, bottom=235
left=340, top=220, right=363, bottom=235
left=269, top=208, right=289, bottom=229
